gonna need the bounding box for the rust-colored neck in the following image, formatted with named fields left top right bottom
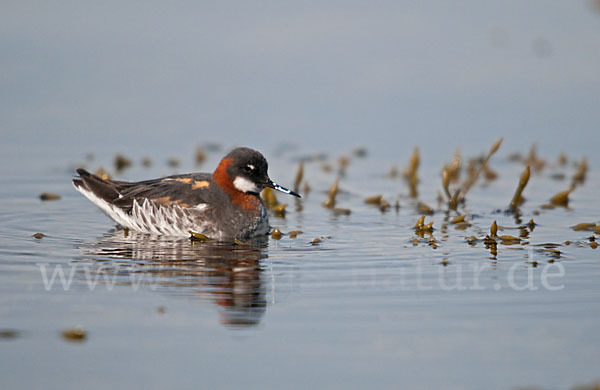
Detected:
left=213, top=158, right=236, bottom=194
left=213, top=157, right=260, bottom=212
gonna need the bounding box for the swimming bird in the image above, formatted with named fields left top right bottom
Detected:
left=73, top=147, right=300, bottom=240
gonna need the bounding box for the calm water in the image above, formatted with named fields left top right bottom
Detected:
left=2, top=2, right=600, bottom=388
left=0, top=142, right=599, bottom=390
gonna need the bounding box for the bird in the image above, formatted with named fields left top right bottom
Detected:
left=73, top=147, right=300, bottom=240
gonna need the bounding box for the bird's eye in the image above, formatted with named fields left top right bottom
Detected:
left=243, top=164, right=254, bottom=173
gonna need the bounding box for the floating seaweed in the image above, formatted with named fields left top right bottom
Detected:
left=271, top=228, right=282, bottom=240
left=403, top=147, right=420, bottom=198
left=338, top=156, right=350, bottom=176
left=365, top=195, right=390, bottom=212
left=509, top=165, right=530, bottom=210
left=417, top=202, right=434, bottom=215
left=260, top=180, right=289, bottom=217
left=61, top=325, right=87, bottom=342
left=323, top=178, right=340, bottom=209
left=114, top=154, right=132, bottom=172
left=428, top=235, right=438, bottom=249
left=338, top=156, right=350, bottom=177
left=459, top=138, right=503, bottom=201
left=167, top=158, right=180, bottom=168
left=572, top=157, right=588, bottom=187
left=302, top=181, right=311, bottom=197
left=234, top=238, right=251, bottom=246
left=490, top=220, right=498, bottom=237
left=443, top=151, right=462, bottom=185
left=519, top=228, right=529, bottom=238
left=262, top=187, right=279, bottom=209
left=486, top=238, right=498, bottom=258
left=294, top=162, right=304, bottom=194
left=524, top=145, right=546, bottom=171
left=0, top=329, right=21, bottom=339
left=442, top=169, right=458, bottom=201
left=365, top=195, right=384, bottom=205
left=483, top=165, right=498, bottom=181
left=444, top=138, right=502, bottom=210
left=415, top=215, right=426, bottom=229
left=548, top=188, right=572, bottom=207
left=483, top=235, right=496, bottom=245
left=195, top=147, right=207, bottom=166
left=40, top=192, right=61, bottom=201
left=498, top=235, right=521, bottom=245
left=288, top=230, right=303, bottom=238
left=272, top=204, right=287, bottom=217
left=378, top=199, right=390, bottom=212
left=450, top=215, right=466, bottom=224
left=94, top=167, right=111, bottom=180
left=466, top=236, right=478, bottom=245
left=436, top=191, right=445, bottom=207
left=333, top=207, right=351, bottom=216
left=189, top=231, right=209, bottom=240
left=571, top=223, right=596, bottom=232
left=538, top=248, right=562, bottom=259
left=453, top=221, right=470, bottom=230
left=557, top=153, right=568, bottom=166
left=415, top=215, right=434, bottom=234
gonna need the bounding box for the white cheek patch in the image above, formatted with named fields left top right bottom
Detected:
left=233, top=176, right=259, bottom=193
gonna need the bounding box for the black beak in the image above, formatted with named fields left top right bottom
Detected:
left=267, top=179, right=301, bottom=198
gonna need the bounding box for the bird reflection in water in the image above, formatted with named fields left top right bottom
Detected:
left=76, top=228, right=268, bottom=328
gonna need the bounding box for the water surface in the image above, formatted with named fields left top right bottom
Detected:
left=1, top=143, right=599, bottom=390
left=2, top=1, right=600, bottom=388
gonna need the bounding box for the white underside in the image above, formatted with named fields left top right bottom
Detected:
left=74, top=184, right=208, bottom=237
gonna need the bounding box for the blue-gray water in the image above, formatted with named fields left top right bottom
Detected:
left=1, top=1, right=600, bottom=389
left=1, top=145, right=599, bottom=390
